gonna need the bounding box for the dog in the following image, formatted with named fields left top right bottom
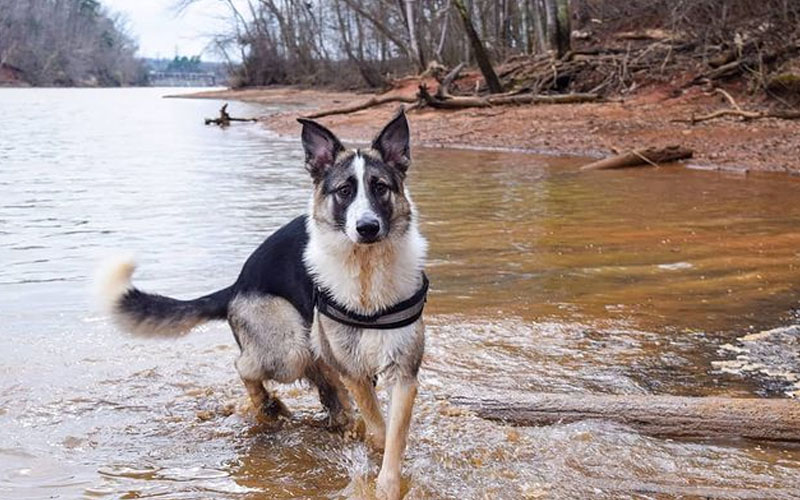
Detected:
left=98, top=110, right=428, bottom=499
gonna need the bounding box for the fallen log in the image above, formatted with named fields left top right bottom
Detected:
left=303, top=95, right=418, bottom=119
left=580, top=478, right=797, bottom=500
left=417, top=84, right=599, bottom=109
left=580, top=145, right=693, bottom=170
left=204, top=103, right=258, bottom=126
left=450, top=389, right=800, bottom=442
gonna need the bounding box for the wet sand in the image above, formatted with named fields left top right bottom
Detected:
left=185, top=83, right=800, bottom=175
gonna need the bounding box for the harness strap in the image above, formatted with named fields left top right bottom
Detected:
left=315, top=274, right=429, bottom=330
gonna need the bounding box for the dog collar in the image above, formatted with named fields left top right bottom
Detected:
left=314, top=274, right=429, bottom=330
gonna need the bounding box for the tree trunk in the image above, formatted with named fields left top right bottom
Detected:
left=404, top=0, right=426, bottom=72
left=543, top=0, right=570, bottom=56
left=544, top=0, right=558, bottom=54
left=450, top=389, right=800, bottom=442
left=452, top=0, right=503, bottom=93
left=555, top=0, right=571, bottom=56
left=435, top=0, right=451, bottom=62
left=531, top=0, right=547, bottom=53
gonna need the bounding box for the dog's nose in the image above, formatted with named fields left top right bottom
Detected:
left=356, top=217, right=381, bottom=240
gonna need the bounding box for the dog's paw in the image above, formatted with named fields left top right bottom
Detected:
left=342, top=416, right=366, bottom=441
left=376, top=470, right=403, bottom=500
left=326, top=408, right=354, bottom=432
left=258, top=396, right=292, bottom=422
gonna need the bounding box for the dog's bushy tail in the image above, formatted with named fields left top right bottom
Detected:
left=95, top=256, right=234, bottom=337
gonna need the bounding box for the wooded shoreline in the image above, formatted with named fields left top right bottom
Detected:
left=181, top=85, right=800, bottom=175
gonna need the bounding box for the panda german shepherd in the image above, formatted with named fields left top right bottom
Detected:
left=98, top=110, right=427, bottom=499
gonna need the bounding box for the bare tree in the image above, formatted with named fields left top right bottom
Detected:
left=453, top=0, right=503, bottom=93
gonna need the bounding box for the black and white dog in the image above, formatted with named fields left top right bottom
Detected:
left=99, top=110, right=427, bottom=499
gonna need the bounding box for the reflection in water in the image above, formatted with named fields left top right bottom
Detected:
left=416, top=148, right=800, bottom=333
left=1, top=88, right=799, bottom=498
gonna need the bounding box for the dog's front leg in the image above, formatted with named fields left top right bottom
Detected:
left=376, top=378, right=417, bottom=500
left=343, top=376, right=386, bottom=450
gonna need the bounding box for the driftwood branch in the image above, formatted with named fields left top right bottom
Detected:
left=435, top=62, right=465, bottom=99
left=580, top=145, right=693, bottom=170
left=303, top=95, right=418, bottom=119
left=204, top=103, right=258, bottom=126
left=715, top=88, right=742, bottom=112
left=450, top=390, right=800, bottom=442
left=417, top=84, right=599, bottom=109
left=688, top=108, right=800, bottom=124
left=669, top=87, right=800, bottom=124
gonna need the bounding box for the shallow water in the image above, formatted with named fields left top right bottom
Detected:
left=1, top=87, right=800, bottom=499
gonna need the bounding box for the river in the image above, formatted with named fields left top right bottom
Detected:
left=1, top=87, right=799, bottom=498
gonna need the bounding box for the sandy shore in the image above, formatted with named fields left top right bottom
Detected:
left=185, top=85, right=800, bottom=174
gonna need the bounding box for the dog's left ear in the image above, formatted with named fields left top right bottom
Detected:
left=372, top=110, right=411, bottom=174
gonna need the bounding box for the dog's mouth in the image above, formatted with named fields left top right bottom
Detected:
left=357, top=235, right=381, bottom=244
left=350, top=232, right=384, bottom=245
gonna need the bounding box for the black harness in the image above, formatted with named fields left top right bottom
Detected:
left=314, top=274, right=429, bottom=330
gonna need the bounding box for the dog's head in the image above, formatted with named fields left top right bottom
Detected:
left=298, top=111, right=413, bottom=245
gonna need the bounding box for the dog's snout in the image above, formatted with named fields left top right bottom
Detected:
left=356, top=217, right=380, bottom=240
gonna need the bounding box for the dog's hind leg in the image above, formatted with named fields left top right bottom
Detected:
left=234, top=350, right=292, bottom=421
left=238, top=370, right=291, bottom=421
left=305, top=361, right=351, bottom=429
left=229, top=295, right=308, bottom=422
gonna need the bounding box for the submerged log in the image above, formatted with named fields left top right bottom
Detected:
left=450, top=390, right=800, bottom=442
left=204, top=103, right=258, bottom=126
left=580, top=145, right=693, bottom=170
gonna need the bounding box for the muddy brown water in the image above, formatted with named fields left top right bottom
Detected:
left=1, top=88, right=800, bottom=499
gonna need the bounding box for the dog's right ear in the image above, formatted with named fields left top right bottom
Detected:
left=297, top=118, right=344, bottom=180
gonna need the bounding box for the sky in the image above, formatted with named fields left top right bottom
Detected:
left=102, top=0, right=239, bottom=61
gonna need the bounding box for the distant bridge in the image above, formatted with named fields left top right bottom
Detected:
left=148, top=71, right=218, bottom=87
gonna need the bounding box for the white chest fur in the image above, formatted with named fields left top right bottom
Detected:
left=304, top=215, right=427, bottom=315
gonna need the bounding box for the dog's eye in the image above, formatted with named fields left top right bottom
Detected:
left=336, top=185, right=352, bottom=198
left=374, top=182, right=389, bottom=196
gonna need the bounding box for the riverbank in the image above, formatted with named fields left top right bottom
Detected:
left=185, top=84, right=800, bottom=174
